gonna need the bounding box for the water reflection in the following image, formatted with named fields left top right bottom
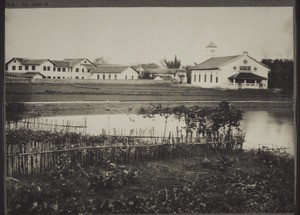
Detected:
left=8, top=108, right=295, bottom=154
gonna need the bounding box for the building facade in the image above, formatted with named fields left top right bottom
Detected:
left=5, top=58, right=96, bottom=80
left=190, top=52, right=269, bottom=89
left=90, top=65, right=139, bottom=80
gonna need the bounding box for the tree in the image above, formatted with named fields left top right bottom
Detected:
left=261, top=59, right=293, bottom=94
left=140, top=71, right=151, bottom=79
left=164, top=55, right=181, bottom=69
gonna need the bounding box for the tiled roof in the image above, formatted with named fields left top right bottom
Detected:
left=15, top=58, right=27, bottom=63
left=155, top=75, right=175, bottom=80
left=23, top=72, right=46, bottom=78
left=91, top=65, right=130, bottom=74
left=51, top=60, right=71, bottom=67
left=172, top=68, right=187, bottom=73
left=21, top=59, right=50, bottom=65
left=191, top=55, right=241, bottom=70
left=63, top=58, right=86, bottom=67
left=146, top=68, right=174, bottom=74
left=228, top=72, right=267, bottom=80
left=82, top=64, right=96, bottom=70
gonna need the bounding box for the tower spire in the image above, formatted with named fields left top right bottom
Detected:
left=206, top=41, right=217, bottom=57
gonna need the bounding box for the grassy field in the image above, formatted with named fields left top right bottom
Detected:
left=6, top=82, right=292, bottom=102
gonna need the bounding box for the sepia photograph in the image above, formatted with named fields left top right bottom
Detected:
left=4, top=1, right=296, bottom=214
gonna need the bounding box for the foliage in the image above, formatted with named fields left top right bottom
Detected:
left=261, top=59, right=293, bottom=94
left=5, top=128, right=108, bottom=146
left=164, top=55, right=181, bottom=69
left=137, top=101, right=244, bottom=141
left=6, top=148, right=294, bottom=214
left=139, top=71, right=152, bottom=79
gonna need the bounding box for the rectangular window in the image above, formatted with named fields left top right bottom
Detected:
left=210, top=74, right=213, bottom=83
left=194, top=74, right=196, bottom=82
left=204, top=74, right=207, bottom=82
left=125, top=75, right=127, bottom=80
left=53, top=67, right=56, bottom=71
left=76, top=68, right=79, bottom=72
left=57, top=76, right=61, bottom=79
left=12, top=66, right=16, bottom=70
left=199, top=74, right=201, bottom=82
left=132, top=75, right=134, bottom=79
left=239, top=66, right=251, bottom=71
left=115, top=75, right=117, bottom=79
left=109, top=75, right=111, bottom=79
left=103, top=74, right=105, bottom=79
left=82, top=68, right=84, bottom=72
left=82, top=77, right=84, bottom=79
left=63, top=68, right=66, bottom=72
left=32, top=66, right=36, bottom=70
left=63, top=77, right=65, bottom=79
left=19, top=66, right=22, bottom=70
left=216, top=77, right=218, bottom=83
left=47, top=66, right=50, bottom=71
left=75, top=76, right=79, bottom=79
left=97, top=74, right=99, bottom=80
left=58, top=68, right=61, bottom=72
left=53, top=77, right=56, bottom=79
left=43, top=66, right=46, bottom=71
left=47, top=76, right=51, bottom=79
left=25, top=66, right=29, bottom=70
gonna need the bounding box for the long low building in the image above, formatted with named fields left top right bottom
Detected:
left=5, top=58, right=96, bottom=80
left=90, top=64, right=139, bottom=80
left=5, top=58, right=140, bottom=81
left=190, top=52, right=270, bottom=89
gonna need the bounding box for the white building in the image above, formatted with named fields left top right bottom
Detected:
left=190, top=52, right=270, bottom=89
left=91, top=64, right=139, bottom=80
left=5, top=58, right=96, bottom=80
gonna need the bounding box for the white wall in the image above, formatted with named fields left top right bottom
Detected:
left=6, top=60, right=24, bottom=73
left=191, top=53, right=269, bottom=89
left=91, top=67, right=139, bottom=80
left=191, top=69, right=221, bottom=88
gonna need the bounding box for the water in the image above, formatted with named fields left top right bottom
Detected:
left=11, top=108, right=295, bottom=154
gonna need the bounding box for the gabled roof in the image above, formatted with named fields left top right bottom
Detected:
left=5, top=58, right=28, bottom=65
left=155, top=75, right=176, bottom=81
left=23, top=72, right=46, bottom=78
left=21, top=59, right=52, bottom=65
left=15, top=58, right=27, bottom=63
left=51, top=60, right=71, bottom=67
left=172, top=68, right=187, bottom=73
left=191, top=55, right=241, bottom=70
left=82, top=64, right=96, bottom=70
left=146, top=68, right=174, bottom=74
left=91, top=64, right=132, bottom=74
left=228, top=72, right=267, bottom=80
left=63, top=58, right=88, bottom=67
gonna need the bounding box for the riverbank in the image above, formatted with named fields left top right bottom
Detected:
left=6, top=147, right=294, bottom=214
left=6, top=100, right=293, bottom=118
left=6, top=82, right=292, bottom=103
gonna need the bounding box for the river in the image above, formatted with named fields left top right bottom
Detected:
left=14, top=107, right=294, bottom=154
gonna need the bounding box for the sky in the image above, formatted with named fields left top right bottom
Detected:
left=5, top=7, right=294, bottom=66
